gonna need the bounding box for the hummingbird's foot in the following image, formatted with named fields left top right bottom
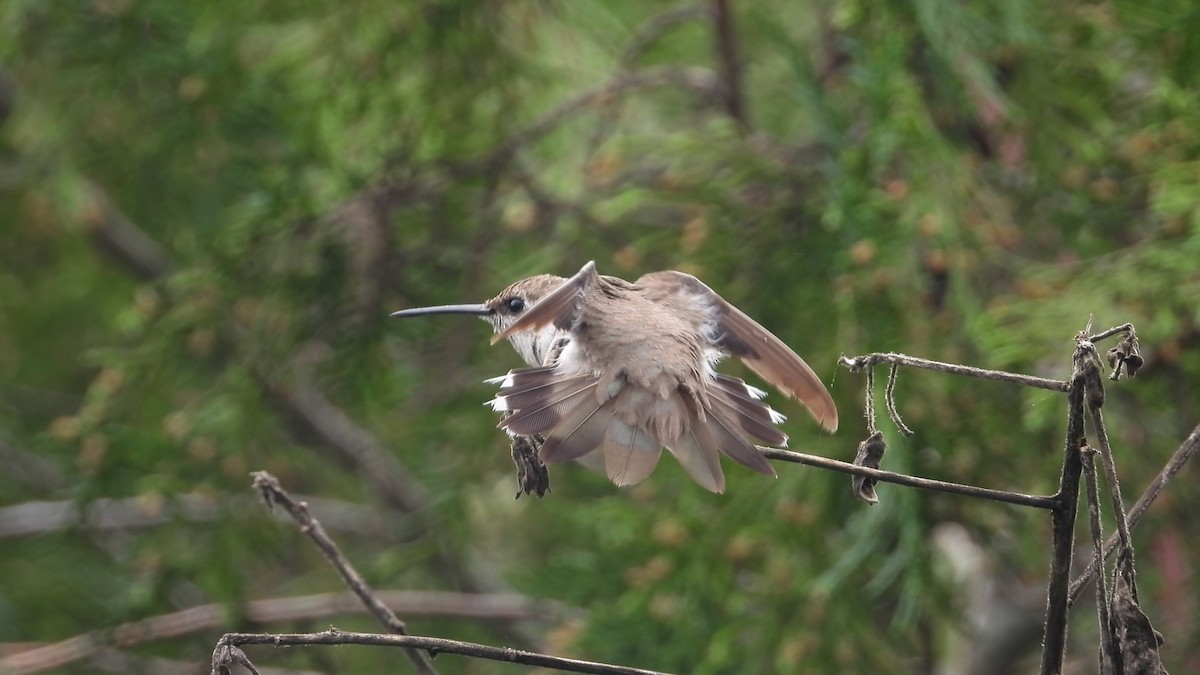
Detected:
left=511, top=434, right=551, bottom=499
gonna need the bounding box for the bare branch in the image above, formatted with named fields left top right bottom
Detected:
left=1068, top=421, right=1200, bottom=605
left=257, top=349, right=544, bottom=651
left=863, top=365, right=878, bottom=435
left=0, top=493, right=415, bottom=540
left=759, top=447, right=1057, bottom=509
left=1038, top=335, right=1091, bottom=675
left=1087, top=323, right=1134, bottom=343
left=1082, top=446, right=1118, bottom=669
left=80, top=180, right=174, bottom=281
left=839, top=352, right=1070, bottom=392
left=213, top=630, right=672, bottom=675
left=0, top=591, right=563, bottom=674
left=251, top=472, right=438, bottom=674
left=884, top=363, right=913, bottom=436
left=1090, top=407, right=1134, bottom=555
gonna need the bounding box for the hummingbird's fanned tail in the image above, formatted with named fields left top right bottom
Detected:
left=490, top=371, right=594, bottom=414
left=490, top=365, right=749, bottom=492
left=708, top=374, right=790, bottom=447
left=667, top=422, right=726, bottom=493
left=603, top=421, right=664, bottom=488
left=539, top=391, right=616, bottom=463
left=698, top=402, right=778, bottom=479
left=497, top=370, right=600, bottom=436
left=491, top=367, right=615, bottom=465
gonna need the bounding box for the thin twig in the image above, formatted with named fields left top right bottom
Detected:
left=213, top=630, right=672, bottom=675
left=259, top=359, right=544, bottom=650
left=839, top=353, right=1070, bottom=392
left=1038, top=337, right=1091, bottom=675
left=1068, top=421, right=1200, bottom=605
left=759, top=447, right=1056, bottom=509
left=251, top=472, right=438, bottom=675
left=885, top=363, right=913, bottom=436
left=1087, top=323, right=1134, bottom=343
left=1081, top=446, right=1117, bottom=669
left=1090, top=407, right=1133, bottom=553
left=863, top=365, right=878, bottom=435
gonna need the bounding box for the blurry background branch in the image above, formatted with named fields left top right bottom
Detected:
left=0, top=591, right=565, bottom=674
left=0, top=493, right=418, bottom=541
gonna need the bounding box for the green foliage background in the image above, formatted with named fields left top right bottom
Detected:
left=2, top=1, right=1199, bottom=673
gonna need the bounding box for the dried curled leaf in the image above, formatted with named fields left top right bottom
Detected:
left=851, top=431, right=887, bottom=505
left=1107, top=333, right=1144, bottom=380
left=212, top=643, right=262, bottom=675
left=1109, top=552, right=1168, bottom=675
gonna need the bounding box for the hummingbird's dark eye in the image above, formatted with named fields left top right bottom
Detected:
left=505, top=297, right=525, bottom=313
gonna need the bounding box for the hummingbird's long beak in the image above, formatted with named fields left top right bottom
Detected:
left=390, top=303, right=493, bottom=318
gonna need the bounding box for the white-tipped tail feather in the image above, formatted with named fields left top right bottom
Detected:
left=487, top=366, right=786, bottom=493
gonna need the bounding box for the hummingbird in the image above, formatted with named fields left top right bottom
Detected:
left=391, top=261, right=837, bottom=493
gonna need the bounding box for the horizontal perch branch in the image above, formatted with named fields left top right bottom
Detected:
left=214, top=630, right=672, bottom=675
left=839, top=353, right=1069, bottom=392
left=759, top=447, right=1058, bottom=510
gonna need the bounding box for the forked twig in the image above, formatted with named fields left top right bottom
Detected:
left=1068, top=421, right=1200, bottom=604
left=839, top=323, right=1177, bottom=675
left=839, top=353, right=1069, bottom=392
left=248, top=472, right=438, bottom=675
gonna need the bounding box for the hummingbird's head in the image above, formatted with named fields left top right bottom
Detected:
left=482, top=274, right=564, bottom=334
left=482, top=274, right=566, bottom=366
left=390, top=273, right=567, bottom=367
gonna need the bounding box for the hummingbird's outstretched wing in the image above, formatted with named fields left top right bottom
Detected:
left=492, top=260, right=599, bottom=344
left=638, top=271, right=839, bottom=433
